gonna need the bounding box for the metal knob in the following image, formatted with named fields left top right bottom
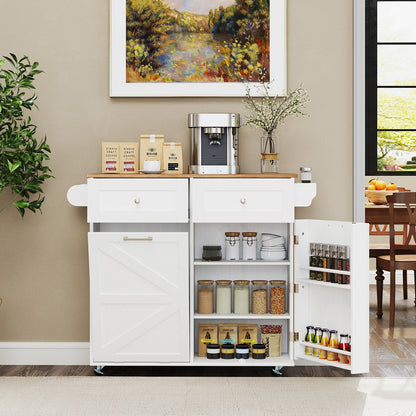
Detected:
left=240, top=198, right=246, bottom=205
left=134, top=198, right=140, bottom=205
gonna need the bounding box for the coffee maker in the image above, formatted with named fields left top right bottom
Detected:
left=189, top=113, right=240, bottom=174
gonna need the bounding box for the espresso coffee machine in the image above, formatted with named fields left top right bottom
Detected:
left=189, top=113, right=240, bottom=174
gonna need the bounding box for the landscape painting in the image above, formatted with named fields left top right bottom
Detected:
left=126, top=0, right=270, bottom=83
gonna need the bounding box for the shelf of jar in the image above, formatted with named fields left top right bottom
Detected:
left=304, top=266, right=350, bottom=276
left=299, top=341, right=352, bottom=356
left=194, top=260, right=290, bottom=266
left=296, top=353, right=351, bottom=371
left=297, top=279, right=351, bottom=290
left=192, top=354, right=292, bottom=367
left=194, top=313, right=290, bottom=320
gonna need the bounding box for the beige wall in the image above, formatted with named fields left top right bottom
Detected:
left=0, top=0, right=354, bottom=341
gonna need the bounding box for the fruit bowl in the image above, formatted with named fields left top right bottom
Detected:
left=365, top=189, right=397, bottom=205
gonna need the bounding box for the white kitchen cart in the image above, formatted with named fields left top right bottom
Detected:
left=67, top=174, right=369, bottom=375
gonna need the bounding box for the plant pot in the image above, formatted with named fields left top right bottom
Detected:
left=261, top=132, right=278, bottom=173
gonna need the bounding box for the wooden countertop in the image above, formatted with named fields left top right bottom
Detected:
left=87, top=173, right=298, bottom=179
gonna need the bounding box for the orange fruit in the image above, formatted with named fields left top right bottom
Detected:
left=369, top=178, right=378, bottom=186
left=374, top=180, right=386, bottom=190
left=368, top=184, right=376, bottom=190
left=386, top=183, right=397, bottom=191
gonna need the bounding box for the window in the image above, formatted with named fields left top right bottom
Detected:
left=366, top=0, right=416, bottom=175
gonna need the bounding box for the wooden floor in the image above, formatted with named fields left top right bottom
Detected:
left=0, top=285, right=415, bottom=377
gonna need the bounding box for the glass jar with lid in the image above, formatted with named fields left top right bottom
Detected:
left=225, top=232, right=240, bottom=260
left=216, top=280, right=232, bottom=314
left=233, top=280, right=250, bottom=314
left=197, top=280, right=214, bottom=314
left=242, top=232, right=257, bottom=260
left=270, top=280, right=285, bottom=314
left=251, top=280, right=268, bottom=314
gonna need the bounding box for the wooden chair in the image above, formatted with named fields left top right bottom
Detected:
left=376, top=192, right=416, bottom=326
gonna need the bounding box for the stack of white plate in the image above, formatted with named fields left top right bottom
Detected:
left=260, top=233, right=286, bottom=261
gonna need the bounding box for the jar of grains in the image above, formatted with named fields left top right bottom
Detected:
left=233, top=280, right=250, bottom=314
left=270, top=280, right=285, bottom=314
left=197, top=280, right=214, bottom=314
left=251, top=280, right=268, bottom=314
left=216, top=280, right=232, bottom=314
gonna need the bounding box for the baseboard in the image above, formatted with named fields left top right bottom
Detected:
left=0, top=342, right=90, bottom=365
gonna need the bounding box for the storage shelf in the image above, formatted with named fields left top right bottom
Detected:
left=304, top=266, right=350, bottom=276
left=299, top=341, right=352, bottom=356
left=193, top=354, right=293, bottom=367
left=194, top=259, right=290, bottom=266
left=296, top=353, right=351, bottom=371
left=194, top=313, right=290, bottom=320
left=297, top=279, right=351, bottom=290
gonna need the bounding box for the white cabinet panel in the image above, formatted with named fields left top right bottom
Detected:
left=88, top=232, right=189, bottom=363
left=293, top=220, right=369, bottom=374
left=191, top=178, right=295, bottom=223
left=87, top=178, right=188, bottom=223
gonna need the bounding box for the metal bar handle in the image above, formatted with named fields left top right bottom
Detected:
left=123, top=237, right=153, bottom=241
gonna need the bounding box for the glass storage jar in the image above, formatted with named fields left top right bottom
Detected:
left=251, top=280, right=268, bottom=314
left=216, top=280, right=232, bottom=314
left=270, top=280, right=285, bottom=314
left=197, top=280, right=214, bottom=314
left=242, top=232, right=257, bottom=260
left=225, top=232, right=240, bottom=260
left=233, top=280, right=250, bottom=314
left=202, top=245, right=222, bottom=261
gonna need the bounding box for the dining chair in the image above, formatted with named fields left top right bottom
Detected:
left=375, top=192, right=416, bottom=327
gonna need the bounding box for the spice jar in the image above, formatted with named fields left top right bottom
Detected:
left=242, top=232, right=257, bottom=260
left=300, top=167, right=312, bottom=183
left=206, top=343, right=220, bottom=359
left=304, top=325, right=315, bottom=355
left=327, top=330, right=339, bottom=361
left=197, top=280, right=214, bottom=314
left=235, top=343, right=250, bottom=359
left=252, top=343, right=266, bottom=359
left=216, top=280, right=232, bottom=314
left=252, top=280, right=268, bottom=314
left=225, top=232, right=240, bottom=261
left=319, top=328, right=330, bottom=359
left=221, top=343, right=235, bottom=359
left=270, top=280, right=285, bottom=314
left=338, top=333, right=350, bottom=365
left=312, top=327, right=322, bottom=357
left=233, top=280, right=250, bottom=314
left=202, top=245, right=222, bottom=261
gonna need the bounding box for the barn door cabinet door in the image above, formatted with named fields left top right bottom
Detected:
left=88, top=232, right=189, bottom=364
left=293, top=220, right=369, bottom=374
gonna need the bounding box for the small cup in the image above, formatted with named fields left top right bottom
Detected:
left=143, top=160, right=161, bottom=171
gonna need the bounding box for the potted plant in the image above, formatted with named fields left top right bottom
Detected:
left=0, top=54, right=53, bottom=307
left=0, top=53, right=53, bottom=218
left=243, top=81, right=309, bottom=173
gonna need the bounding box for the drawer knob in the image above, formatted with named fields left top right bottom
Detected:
left=240, top=197, right=247, bottom=205
left=134, top=198, right=141, bottom=205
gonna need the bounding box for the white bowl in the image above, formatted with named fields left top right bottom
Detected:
left=260, top=250, right=286, bottom=261
left=261, top=234, right=285, bottom=247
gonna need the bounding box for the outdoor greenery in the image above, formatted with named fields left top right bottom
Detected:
left=126, top=0, right=270, bottom=82
left=0, top=54, right=53, bottom=218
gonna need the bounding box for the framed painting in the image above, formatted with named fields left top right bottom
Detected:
left=110, top=0, right=287, bottom=97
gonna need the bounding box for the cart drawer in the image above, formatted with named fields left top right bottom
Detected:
left=88, top=178, right=188, bottom=223
left=191, top=178, right=295, bottom=223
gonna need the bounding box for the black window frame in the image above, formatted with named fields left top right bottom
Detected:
left=365, top=0, right=416, bottom=176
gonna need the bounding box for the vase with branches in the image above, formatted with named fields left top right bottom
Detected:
left=243, top=81, right=309, bottom=173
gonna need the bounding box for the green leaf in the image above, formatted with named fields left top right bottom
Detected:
left=13, top=201, right=29, bottom=208
left=7, top=160, right=21, bottom=173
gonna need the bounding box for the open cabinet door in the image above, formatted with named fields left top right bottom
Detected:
left=293, top=220, right=369, bottom=374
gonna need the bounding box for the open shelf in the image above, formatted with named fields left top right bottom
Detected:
left=192, top=354, right=293, bottom=367
left=296, top=353, right=351, bottom=371
left=297, top=279, right=351, bottom=290
left=194, top=313, right=290, bottom=320
left=194, top=260, right=290, bottom=266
